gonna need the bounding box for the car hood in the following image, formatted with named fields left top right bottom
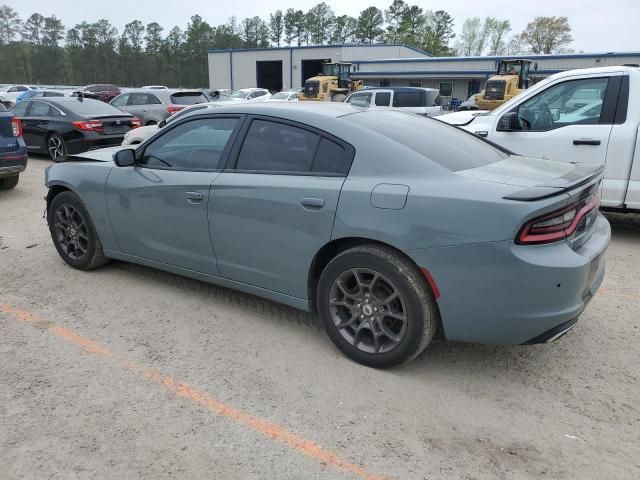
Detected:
left=438, top=110, right=491, bottom=126
left=69, top=145, right=132, bottom=162
left=458, top=155, right=600, bottom=189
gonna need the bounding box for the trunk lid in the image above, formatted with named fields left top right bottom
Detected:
left=85, top=115, right=137, bottom=135
left=457, top=155, right=603, bottom=200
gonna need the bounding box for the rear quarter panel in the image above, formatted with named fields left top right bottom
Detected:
left=45, top=161, right=119, bottom=251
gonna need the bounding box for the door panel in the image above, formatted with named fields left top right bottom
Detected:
left=210, top=173, right=344, bottom=298
left=106, top=167, right=220, bottom=274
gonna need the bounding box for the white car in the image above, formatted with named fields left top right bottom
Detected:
left=228, top=88, right=271, bottom=102
left=266, top=90, right=300, bottom=102
left=122, top=101, right=236, bottom=145
left=438, top=65, right=640, bottom=211
left=0, top=85, right=36, bottom=103
left=142, top=85, right=168, bottom=90
left=345, top=87, right=442, bottom=117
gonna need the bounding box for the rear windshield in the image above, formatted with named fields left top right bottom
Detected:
left=170, top=92, right=208, bottom=105
left=344, top=110, right=507, bottom=172
left=64, top=99, right=128, bottom=116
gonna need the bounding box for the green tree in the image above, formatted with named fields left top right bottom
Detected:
left=384, top=0, right=407, bottom=43
left=23, top=13, right=44, bottom=45
left=519, top=16, right=572, bottom=54
left=0, top=5, right=22, bottom=44
left=269, top=10, right=284, bottom=47
left=398, top=5, right=424, bottom=46
left=306, top=2, right=334, bottom=45
left=356, top=7, right=384, bottom=44
left=486, top=18, right=511, bottom=55
left=420, top=10, right=455, bottom=56
left=283, top=9, right=297, bottom=46
left=330, top=15, right=356, bottom=44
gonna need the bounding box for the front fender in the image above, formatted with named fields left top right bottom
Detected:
left=45, top=162, right=119, bottom=251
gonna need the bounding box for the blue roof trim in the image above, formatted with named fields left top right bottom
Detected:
left=354, top=69, right=564, bottom=77
left=351, top=51, right=640, bottom=65
left=208, top=43, right=431, bottom=56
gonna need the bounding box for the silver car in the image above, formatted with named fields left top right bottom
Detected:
left=110, top=89, right=209, bottom=125
left=44, top=103, right=609, bottom=368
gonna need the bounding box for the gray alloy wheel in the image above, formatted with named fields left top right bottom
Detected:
left=52, top=203, right=89, bottom=261
left=47, top=135, right=65, bottom=160
left=329, top=268, right=408, bottom=354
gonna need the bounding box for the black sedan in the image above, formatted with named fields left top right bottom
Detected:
left=10, top=97, right=140, bottom=160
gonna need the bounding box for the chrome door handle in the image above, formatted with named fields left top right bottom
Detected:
left=185, top=191, right=203, bottom=203
left=300, top=197, right=325, bottom=209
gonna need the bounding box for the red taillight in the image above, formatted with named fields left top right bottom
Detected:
left=517, top=190, right=601, bottom=245
left=130, top=118, right=141, bottom=128
left=11, top=117, right=22, bottom=137
left=72, top=120, right=103, bottom=131
left=167, top=105, right=184, bottom=114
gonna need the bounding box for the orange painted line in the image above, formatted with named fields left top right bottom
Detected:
left=0, top=303, right=385, bottom=480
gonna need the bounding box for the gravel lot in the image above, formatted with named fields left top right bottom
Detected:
left=1, top=156, right=639, bottom=480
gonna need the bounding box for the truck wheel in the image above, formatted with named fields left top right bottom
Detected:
left=317, top=244, right=437, bottom=368
left=0, top=174, right=19, bottom=190
left=331, top=93, right=347, bottom=102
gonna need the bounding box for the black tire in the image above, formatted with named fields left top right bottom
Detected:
left=317, top=245, right=437, bottom=368
left=47, top=134, right=66, bottom=161
left=331, top=93, right=347, bottom=102
left=48, top=191, right=109, bottom=270
left=0, top=174, right=19, bottom=190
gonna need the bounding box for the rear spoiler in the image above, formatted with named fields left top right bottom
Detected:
left=503, top=163, right=604, bottom=201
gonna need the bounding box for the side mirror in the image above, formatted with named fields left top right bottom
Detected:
left=158, top=119, right=167, bottom=128
left=113, top=148, right=136, bottom=167
left=497, top=112, right=521, bottom=132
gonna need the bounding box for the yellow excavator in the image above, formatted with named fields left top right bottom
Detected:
left=475, top=59, right=537, bottom=110
left=299, top=62, right=364, bottom=102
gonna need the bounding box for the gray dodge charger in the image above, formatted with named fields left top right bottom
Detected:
left=44, top=103, right=609, bottom=368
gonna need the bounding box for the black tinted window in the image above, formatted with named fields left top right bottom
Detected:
left=237, top=120, right=320, bottom=172
left=170, top=92, right=208, bottom=105
left=29, top=102, right=51, bottom=117
left=375, top=92, right=391, bottom=106
left=312, top=138, right=352, bottom=174
left=393, top=91, right=424, bottom=107
left=142, top=117, right=238, bottom=169
left=345, top=110, right=507, bottom=172
left=128, top=93, right=149, bottom=105
left=44, top=92, right=64, bottom=97
left=10, top=102, right=28, bottom=116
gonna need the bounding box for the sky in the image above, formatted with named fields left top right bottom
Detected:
left=5, top=0, right=639, bottom=53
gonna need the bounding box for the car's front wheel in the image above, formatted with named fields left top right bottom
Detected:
left=48, top=191, right=109, bottom=270
left=318, top=245, right=437, bottom=368
left=0, top=174, right=19, bottom=190
left=47, top=134, right=66, bottom=161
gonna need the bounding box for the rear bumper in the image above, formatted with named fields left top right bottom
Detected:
left=66, top=133, right=125, bottom=155
left=0, top=146, right=27, bottom=177
left=407, top=213, right=610, bottom=345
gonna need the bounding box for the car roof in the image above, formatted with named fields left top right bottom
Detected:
left=30, top=96, right=104, bottom=106
left=356, top=86, right=439, bottom=93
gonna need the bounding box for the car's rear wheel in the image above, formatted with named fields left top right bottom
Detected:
left=47, top=134, right=66, bottom=161
left=48, top=191, right=109, bottom=270
left=318, top=245, right=437, bottom=368
left=0, top=174, right=19, bottom=190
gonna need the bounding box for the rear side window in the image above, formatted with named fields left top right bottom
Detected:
left=10, top=102, right=29, bottom=116
left=29, top=102, right=51, bottom=117
left=170, top=92, right=208, bottom=105
left=237, top=120, right=319, bottom=172
left=128, top=93, right=149, bottom=106
left=312, top=138, right=352, bottom=174
left=393, top=91, right=424, bottom=108
left=375, top=92, right=391, bottom=107
left=345, top=110, right=507, bottom=172
left=146, top=94, right=162, bottom=105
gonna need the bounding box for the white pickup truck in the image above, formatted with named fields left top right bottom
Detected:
left=439, top=66, right=639, bottom=211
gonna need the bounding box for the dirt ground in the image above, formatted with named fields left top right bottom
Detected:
left=1, top=156, right=639, bottom=480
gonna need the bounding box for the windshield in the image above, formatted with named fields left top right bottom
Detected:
left=271, top=92, right=290, bottom=100
left=64, top=98, right=129, bottom=116
left=229, top=91, right=249, bottom=99
left=170, top=92, right=208, bottom=105
left=498, top=61, right=523, bottom=76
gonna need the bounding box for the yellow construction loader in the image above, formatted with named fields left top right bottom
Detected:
left=475, top=59, right=537, bottom=110
left=299, top=62, right=364, bottom=102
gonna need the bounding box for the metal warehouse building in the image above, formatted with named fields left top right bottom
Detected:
left=208, top=45, right=640, bottom=101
